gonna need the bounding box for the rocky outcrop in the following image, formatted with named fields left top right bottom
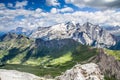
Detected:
left=0, top=69, right=53, bottom=80
left=55, top=63, right=104, bottom=80
left=94, top=49, right=120, bottom=80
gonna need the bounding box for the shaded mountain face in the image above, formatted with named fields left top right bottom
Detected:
left=31, top=22, right=118, bottom=49
left=35, top=38, right=79, bottom=57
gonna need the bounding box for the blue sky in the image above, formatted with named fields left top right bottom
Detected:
left=0, top=0, right=99, bottom=12
left=0, top=0, right=120, bottom=31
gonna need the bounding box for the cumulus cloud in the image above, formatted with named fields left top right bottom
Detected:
left=65, top=0, right=120, bottom=9
left=7, top=3, right=14, bottom=8
left=58, top=7, right=74, bottom=13
left=50, top=8, right=58, bottom=13
left=0, top=2, right=120, bottom=31
left=1, top=8, right=120, bottom=32
left=50, top=7, right=74, bottom=14
left=46, top=0, right=60, bottom=6
left=35, top=8, right=42, bottom=13
left=15, top=1, right=28, bottom=8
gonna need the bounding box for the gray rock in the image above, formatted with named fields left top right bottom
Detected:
left=55, top=63, right=104, bottom=80
left=0, top=69, right=54, bottom=80
left=94, top=49, right=120, bottom=79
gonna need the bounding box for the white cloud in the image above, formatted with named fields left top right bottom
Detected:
left=46, top=0, right=60, bottom=6
left=7, top=3, right=13, bottom=8
left=50, top=8, right=58, bottom=14
left=65, top=0, right=120, bottom=9
left=35, top=8, right=42, bottom=13
left=104, top=0, right=115, bottom=3
left=0, top=6, right=120, bottom=31
left=50, top=7, right=73, bottom=14
left=15, top=1, right=28, bottom=8
left=59, top=7, right=74, bottom=13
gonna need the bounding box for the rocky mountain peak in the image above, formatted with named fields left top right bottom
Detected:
left=30, top=22, right=118, bottom=48
left=65, top=21, right=76, bottom=26
left=0, top=33, right=28, bottom=41
left=83, top=22, right=93, bottom=27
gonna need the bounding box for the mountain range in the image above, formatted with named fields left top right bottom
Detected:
left=0, top=22, right=120, bottom=80
left=6, top=21, right=120, bottom=49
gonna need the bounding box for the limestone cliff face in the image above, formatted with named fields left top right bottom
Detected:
left=55, top=63, right=104, bottom=80
left=94, top=49, right=120, bottom=80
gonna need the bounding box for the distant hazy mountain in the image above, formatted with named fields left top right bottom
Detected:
left=0, top=32, right=5, bottom=37
left=104, top=25, right=120, bottom=36
left=10, top=27, right=33, bottom=36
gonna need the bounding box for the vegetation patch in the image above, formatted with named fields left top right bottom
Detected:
left=49, top=52, right=73, bottom=65
left=105, top=49, right=120, bottom=60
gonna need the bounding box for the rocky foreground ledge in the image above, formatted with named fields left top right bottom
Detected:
left=0, top=63, right=103, bottom=80
left=56, top=63, right=104, bottom=80
left=0, top=69, right=53, bottom=80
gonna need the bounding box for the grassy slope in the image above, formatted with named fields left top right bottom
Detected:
left=0, top=43, right=98, bottom=77
left=104, top=49, right=120, bottom=60
left=0, top=36, right=33, bottom=64
left=0, top=37, right=80, bottom=66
